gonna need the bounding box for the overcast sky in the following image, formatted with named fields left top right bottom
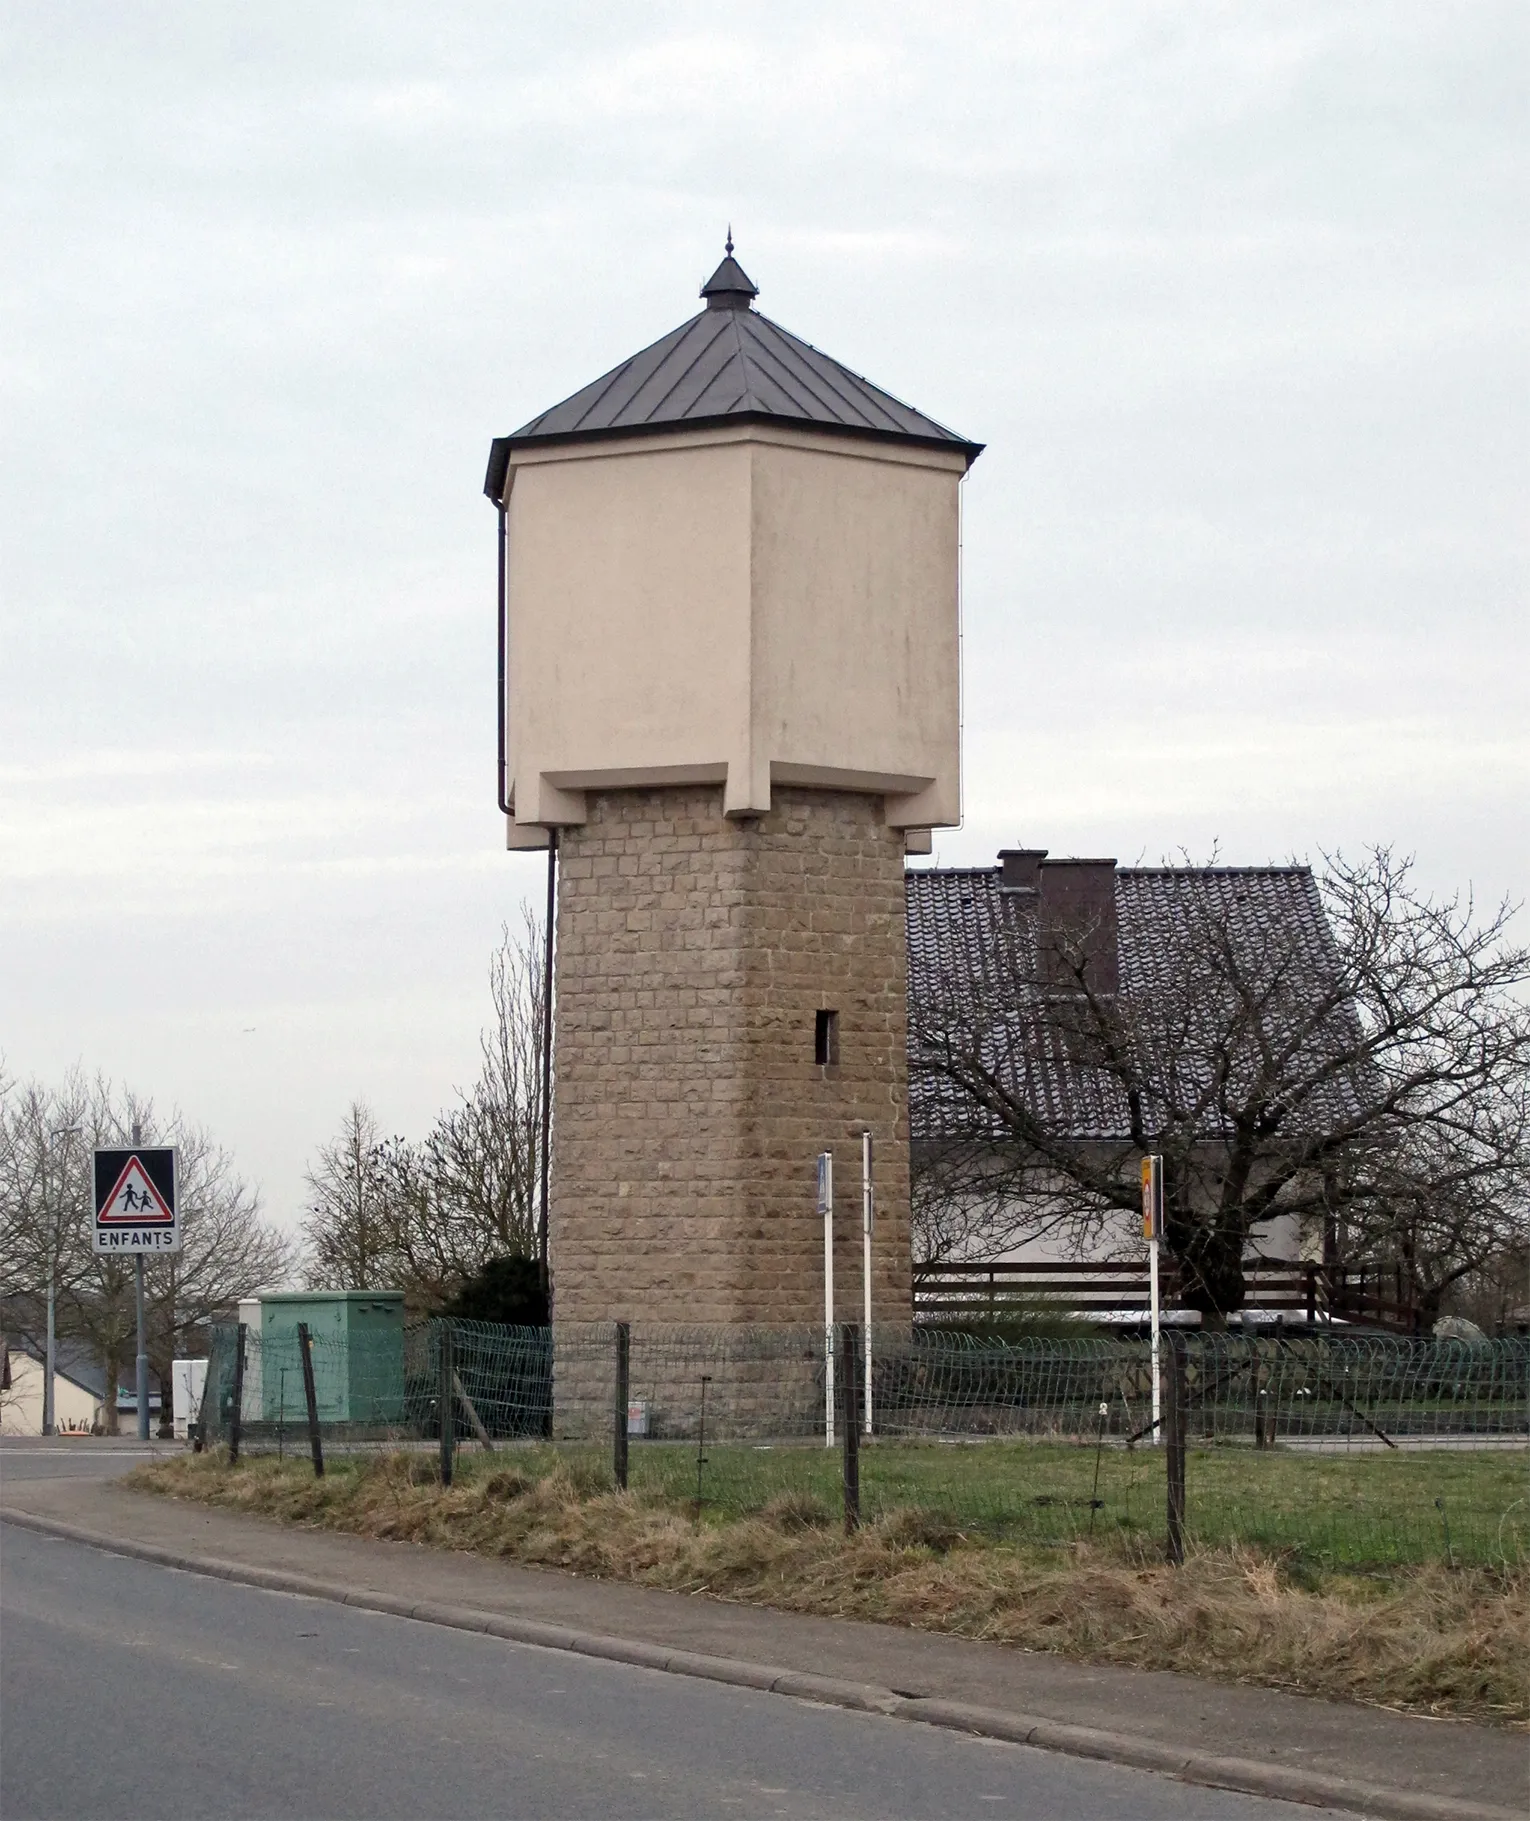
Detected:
left=2, top=2, right=1525, bottom=1233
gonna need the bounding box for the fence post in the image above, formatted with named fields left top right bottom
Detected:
left=228, top=1322, right=247, bottom=1464
left=438, top=1321, right=455, bottom=1488
left=613, top=1321, right=630, bottom=1491
left=840, top=1324, right=861, bottom=1533
left=1164, top=1333, right=1186, bottom=1564
left=453, top=1370, right=495, bottom=1451
left=296, top=1322, right=325, bottom=1479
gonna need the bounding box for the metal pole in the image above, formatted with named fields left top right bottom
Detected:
left=135, top=1254, right=150, bottom=1442
left=438, top=1322, right=454, bottom=1487
left=1149, top=1235, right=1162, bottom=1446
left=297, top=1321, right=325, bottom=1478
left=840, top=1325, right=861, bottom=1533
left=537, top=830, right=558, bottom=1292
left=861, top=1130, right=873, bottom=1437
left=613, top=1321, right=630, bottom=1491
left=229, top=1323, right=247, bottom=1464
left=819, top=1152, right=835, bottom=1447
left=694, top=1375, right=710, bottom=1508
left=452, top=1369, right=495, bottom=1452
left=46, top=1121, right=84, bottom=1436
left=43, top=1257, right=56, bottom=1437
left=1143, top=1154, right=1163, bottom=1446
left=496, top=503, right=511, bottom=816
left=1165, top=1334, right=1187, bottom=1565
left=125, top=1119, right=150, bottom=1442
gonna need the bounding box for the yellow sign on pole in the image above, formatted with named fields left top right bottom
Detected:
left=1140, top=1154, right=1161, bottom=1240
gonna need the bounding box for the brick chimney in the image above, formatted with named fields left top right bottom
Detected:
left=998, top=847, right=1047, bottom=893
left=1036, top=856, right=1120, bottom=995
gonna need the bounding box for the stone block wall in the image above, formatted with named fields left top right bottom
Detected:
left=548, top=785, right=912, bottom=1327
left=547, top=1323, right=828, bottom=1444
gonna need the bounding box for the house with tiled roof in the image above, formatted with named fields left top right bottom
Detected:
left=1, top=1336, right=106, bottom=1435
left=0, top=1298, right=168, bottom=1435
left=904, top=845, right=1362, bottom=1285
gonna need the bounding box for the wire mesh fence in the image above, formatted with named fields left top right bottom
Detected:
left=195, top=1322, right=1529, bottom=1569
left=196, top=1319, right=555, bottom=1454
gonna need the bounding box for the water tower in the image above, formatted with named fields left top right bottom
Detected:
left=485, top=242, right=981, bottom=1326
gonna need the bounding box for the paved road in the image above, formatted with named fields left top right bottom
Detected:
left=0, top=1439, right=174, bottom=1484
left=0, top=1524, right=1349, bottom=1821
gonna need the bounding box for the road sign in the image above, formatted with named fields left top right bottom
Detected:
left=1140, top=1154, right=1162, bottom=1240
left=93, top=1147, right=180, bottom=1254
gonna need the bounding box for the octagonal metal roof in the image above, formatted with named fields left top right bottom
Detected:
left=485, top=241, right=982, bottom=502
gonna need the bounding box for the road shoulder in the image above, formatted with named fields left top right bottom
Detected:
left=0, top=1474, right=1520, bottom=1821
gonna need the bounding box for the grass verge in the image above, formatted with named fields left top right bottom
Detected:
left=131, top=1450, right=1527, bottom=1727
left=621, top=1437, right=1526, bottom=1567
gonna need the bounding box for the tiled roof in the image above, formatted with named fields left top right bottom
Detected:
left=906, top=864, right=1363, bottom=1144
left=3, top=1334, right=112, bottom=1399
left=484, top=249, right=981, bottom=501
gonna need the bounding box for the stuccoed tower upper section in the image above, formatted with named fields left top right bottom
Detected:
left=484, top=244, right=983, bottom=848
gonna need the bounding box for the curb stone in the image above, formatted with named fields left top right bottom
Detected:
left=0, top=1506, right=1512, bottom=1821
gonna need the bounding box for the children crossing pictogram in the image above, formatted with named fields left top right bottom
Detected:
left=93, top=1146, right=180, bottom=1253
left=99, top=1155, right=174, bottom=1223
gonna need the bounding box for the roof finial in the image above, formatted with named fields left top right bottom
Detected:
left=700, top=237, right=758, bottom=311
left=725, top=224, right=734, bottom=256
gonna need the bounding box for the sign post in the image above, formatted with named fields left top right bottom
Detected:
left=817, top=1150, right=834, bottom=1447
left=134, top=1253, right=148, bottom=1441
left=1141, top=1153, right=1163, bottom=1446
left=860, top=1130, right=874, bottom=1436
left=94, top=1143, right=179, bottom=1440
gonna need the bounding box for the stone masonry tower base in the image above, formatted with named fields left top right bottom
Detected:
left=549, top=785, right=912, bottom=1327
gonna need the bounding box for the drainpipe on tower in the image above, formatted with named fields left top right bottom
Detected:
left=500, top=493, right=558, bottom=1302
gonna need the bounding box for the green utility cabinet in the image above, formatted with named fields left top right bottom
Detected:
left=258, top=1291, right=406, bottom=1425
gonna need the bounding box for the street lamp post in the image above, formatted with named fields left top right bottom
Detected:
left=130, top=1120, right=151, bottom=1442
left=43, top=1122, right=84, bottom=1438
left=43, top=1245, right=56, bottom=1437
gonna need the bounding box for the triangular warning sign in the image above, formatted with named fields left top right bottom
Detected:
left=99, top=1155, right=175, bottom=1224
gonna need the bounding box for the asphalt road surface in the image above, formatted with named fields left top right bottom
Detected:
left=0, top=1439, right=174, bottom=1484
left=1, top=1509, right=1350, bottom=1820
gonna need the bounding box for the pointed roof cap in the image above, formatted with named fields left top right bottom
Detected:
left=700, top=228, right=758, bottom=310
left=485, top=239, right=982, bottom=500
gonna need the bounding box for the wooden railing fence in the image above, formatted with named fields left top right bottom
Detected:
left=913, top=1257, right=1421, bottom=1333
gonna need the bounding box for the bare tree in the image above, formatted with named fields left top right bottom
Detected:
left=911, top=850, right=1530, bottom=1327
left=1336, top=1084, right=1530, bottom=1329
left=908, top=1141, right=1052, bottom=1276
left=142, top=1119, right=296, bottom=1427
left=419, top=911, right=546, bottom=1263
left=301, top=1100, right=394, bottom=1290
left=1, top=1073, right=291, bottom=1432
left=0, top=1073, right=115, bottom=1420
left=1445, top=1239, right=1530, bottom=1334
left=0, top=1072, right=91, bottom=1311
left=299, top=913, right=548, bottom=1309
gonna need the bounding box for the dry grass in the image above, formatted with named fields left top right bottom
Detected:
left=131, top=1452, right=1529, bottom=1727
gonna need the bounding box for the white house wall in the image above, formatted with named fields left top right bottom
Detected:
left=1, top=1352, right=104, bottom=1436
